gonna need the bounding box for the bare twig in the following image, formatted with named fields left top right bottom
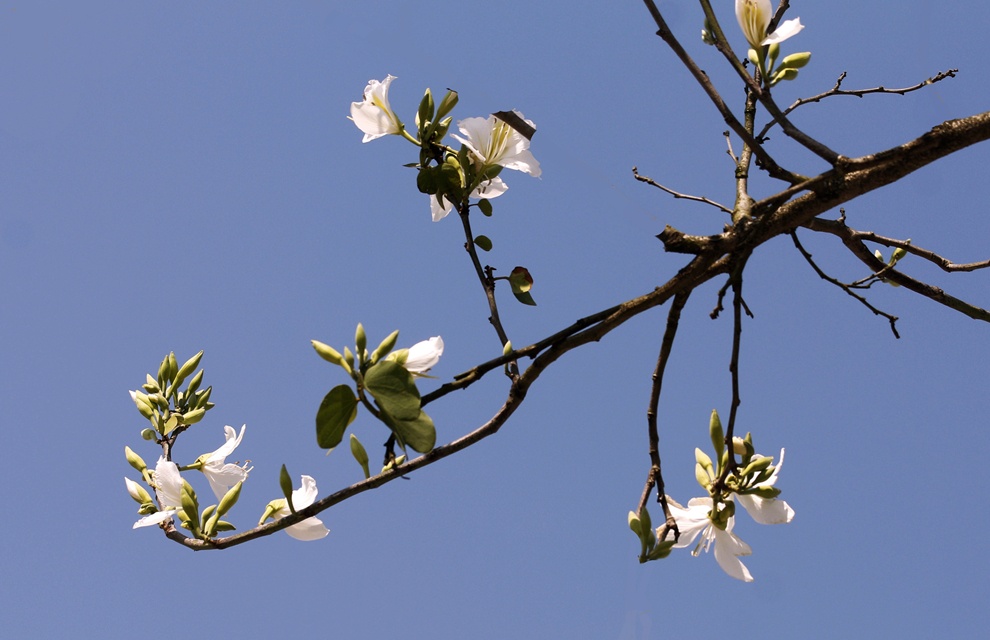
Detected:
left=804, top=217, right=990, bottom=322
left=639, top=291, right=691, bottom=542
left=632, top=167, right=733, bottom=214
left=758, top=70, right=959, bottom=139
left=790, top=231, right=900, bottom=337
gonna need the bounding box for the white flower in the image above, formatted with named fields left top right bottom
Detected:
left=736, top=448, right=795, bottom=525
left=200, top=425, right=252, bottom=501
left=452, top=112, right=541, bottom=177
left=273, top=475, right=329, bottom=541
left=392, top=336, right=444, bottom=375
left=430, top=177, right=508, bottom=222
left=349, top=75, right=402, bottom=143
left=665, top=496, right=754, bottom=582
left=133, top=457, right=183, bottom=529
left=735, top=0, right=803, bottom=50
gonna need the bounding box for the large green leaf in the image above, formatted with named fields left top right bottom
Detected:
left=316, top=384, right=358, bottom=449
left=364, top=360, right=421, bottom=420
left=382, top=408, right=436, bottom=454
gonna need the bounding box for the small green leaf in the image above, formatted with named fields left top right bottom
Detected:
left=474, top=235, right=493, bottom=251
left=478, top=199, right=493, bottom=216
left=316, top=385, right=359, bottom=449
left=513, top=290, right=537, bottom=306
left=364, top=361, right=421, bottom=421
left=279, top=464, right=295, bottom=513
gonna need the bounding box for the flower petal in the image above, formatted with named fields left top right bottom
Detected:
left=763, top=18, right=804, bottom=46
left=286, top=515, right=330, bottom=541
left=713, top=528, right=754, bottom=582
left=403, top=337, right=444, bottom=375
left=349, top=75, right=401, bottom=143
left=133, top=509, right=177, bottom=529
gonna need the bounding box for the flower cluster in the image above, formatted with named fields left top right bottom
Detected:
left=349, top=76, right=540, bottom=221
left=632, top=410, right=794, bottom=581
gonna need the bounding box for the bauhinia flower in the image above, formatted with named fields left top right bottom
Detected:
left=736, top=448, right=795, bottom=525
left=665, top=496, right=754, bottom=582
left=349, top=75, right=403, bottom=143
left=388, top=336, right=444, bottom=376
left=132, top=457, right=184, bottom=529
left=735, top=0, right=803, bottom=50
left=452, top=111, right=541, bottom=178
left=269, top=475, right=330, bottom=541
left=430, top=178, right=507, bottom=222
left=199, top=425, right=253, bottom=501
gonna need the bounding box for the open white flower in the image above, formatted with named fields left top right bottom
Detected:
left=430, top=177, right=508, bottom=222
left=452, top=112, right=541, bottom=177
left=391, top=336, right=444, bottom=375
left=736, top=448, right=795, bottom=525
left=665, top=496, right=754, bottom=582
left=200, top=425, right=253, bottom=501
left=273, top=475, right=329, bottom=541
left=133, top=457, right=183, bottom=529
left=735, top=0, right=803, bottom=50
left=349, top=75, right=402, bottom=143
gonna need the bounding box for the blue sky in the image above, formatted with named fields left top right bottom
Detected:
left=2, top=1, right=988, bottom=637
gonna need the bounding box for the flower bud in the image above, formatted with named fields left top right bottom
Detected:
left=129, top=390, right=156, bottom=420
left=125, top=446, right=148, bottom=473
left=370, top=330, right=400, bottom=364
left=355, top=323, right=367, bottom=357
left=217, top=481, right=243, bottom=517
left=628, top=511, right=642, bottom=535
left=709, top=409, right=725, bottom=459
left=312, top=340, right=345, bottom=367
left=141, top=428, right=157, bottom=441
left=349, top=434, right=370, bottom=479
left=779, top=52, right=812, bottom=70
left=125, top=477, right=152, bottom=504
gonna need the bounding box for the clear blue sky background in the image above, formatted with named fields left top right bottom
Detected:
left=2, top=1, right=988, bottom=638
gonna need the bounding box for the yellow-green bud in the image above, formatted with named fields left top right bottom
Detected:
left=355, top=324, right=367, bottom=356
left=780, top=52, right=812, bottom=70
left=179, top=407, right=206, bottom=425
left=125, top=446, right=147, bottom=472
left=709, top=410, right=725, bottom=459
left=695, top=462, right=713, bottom=490
left=628, top=511, right=642, bottom=535
left=312, top=340, right=345, bottom=366
left=173, top=350, right=204, bottom=389
left=129, top=391, right=156, bottom=419
left=891, top=246, right=908, bottom=262
left=739, top=455, right=773, bottom=478
left=349, top=434, right=370, bottom=479
left=748, top=48, right=761, bottom=68
left=217, top=481, right=243, bottom=517
left=141, top=428, right=157, bottom=441
left=370, top=330, right=400, bottom=364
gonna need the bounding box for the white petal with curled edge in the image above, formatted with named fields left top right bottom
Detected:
left=763, top=18, right=804, bottom=46
left=713, top=528, right=754, bottom=582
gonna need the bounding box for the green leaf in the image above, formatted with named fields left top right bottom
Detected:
left=316, top=385, right=359, bottom=449
left=477, top=198, right=493, bottom=216
left=416, top=166, right=438, bottom=194
left=513, top=290, right=537, bottom=306
left=279, top=464, right=295, bottom=513
left=474, top=235, right=493, bottom=251
left=381, top=408, right=437, bottom=454
left=364, top=361, right=421, bottom=420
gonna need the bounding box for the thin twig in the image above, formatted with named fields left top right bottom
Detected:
left=639, top=291, right=691, bottom=543
left=632, top=167, right=733, bottom=214
left=790, top=231, right=900, bottom=338
left=758, top=70, right=958, bottom=139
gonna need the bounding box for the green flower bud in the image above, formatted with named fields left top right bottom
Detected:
left=370, top=330, right=400, bottom=365
left=343, top=346, right=355, bottom=372
left=748, top=48, right=761, bottom=68
left=312, top=340, right=345, bottom=366
left=173, top=350, right=204, bottom=390
left=141, top=428, right=157, bottom=441
left=125, top=446, right=147, bottom=472
left=695, top=462, right=713, bottom=490
left=355, top=323, right=367, bottom=357
left=129, top=391, right=156, bottom=420
left=891, top=246, right=908, bottom=262
left=259, top=499, right=285, bottom=526
left=647, top=539, right=675, bottom=561
left=217, top=481, right=243, bottom=517
left=738, top=455, right=773, bottom=478
left=628, top=511, right=642, bottom=536
left=185, top=369, right=204, bottom=395
left=770, top=68, right=800, bottom=86
left=779, top=52, right=812, bottom=70
left=179, top=407, right=206, bottom=425
left=746, top=485, right=782, bottom=499
left=709, top=409, right=725, bottom=460
left=349, top=434, right=370, bottom=479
